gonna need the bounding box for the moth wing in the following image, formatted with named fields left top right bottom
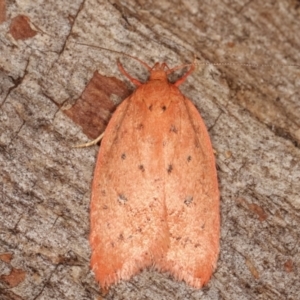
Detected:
left=156, top=96, right=220, bottom=288
left=89, top=94, right=170, bottom=288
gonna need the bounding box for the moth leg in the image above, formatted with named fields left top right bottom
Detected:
left=117, top=59, right=143, bottom=86
left=73, top=132, right=104, bottom=148
left=174, top=62, right=195, bottom=86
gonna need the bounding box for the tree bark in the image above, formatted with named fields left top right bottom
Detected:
left=0, top=0, right=299, bottom=299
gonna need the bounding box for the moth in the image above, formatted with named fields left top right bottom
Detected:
left=89, top=57, right=220, bottom=289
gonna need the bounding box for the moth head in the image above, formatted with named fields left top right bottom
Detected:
left=149, top=63, right=169, bottom=81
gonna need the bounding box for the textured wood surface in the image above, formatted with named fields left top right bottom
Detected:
left=0, top=0, right=299, bottom=299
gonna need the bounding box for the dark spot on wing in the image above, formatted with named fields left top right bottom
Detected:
left=121, top=153, right=126, bottom=160
left=139, top=164, right=145, bottom=172
left=170, top=125, right=178, bottom=133
left=167, top=164, right=173, bottom=174
left=148, top=104, right=153, bottom=111
left=118, top=194, right=128, bottom=204
left=187, top=155, right=192, bottom=162
left=137, top=123, right=144, bottom=130
left=161, top=105, right=166, bottom=111
left=184, top=196, right=193, bottom=206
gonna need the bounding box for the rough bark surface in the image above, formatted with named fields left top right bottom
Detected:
left=0, top=0, right=299, bottom=299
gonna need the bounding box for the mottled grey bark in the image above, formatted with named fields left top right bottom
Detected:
left=0, top=0, right=299, bottom=299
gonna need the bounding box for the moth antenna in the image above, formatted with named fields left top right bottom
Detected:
left=197, top=60, right=300, bottom=68
left=74, top=42, right=152, bottom=71
left=123, top=56, right=152, bottom=71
